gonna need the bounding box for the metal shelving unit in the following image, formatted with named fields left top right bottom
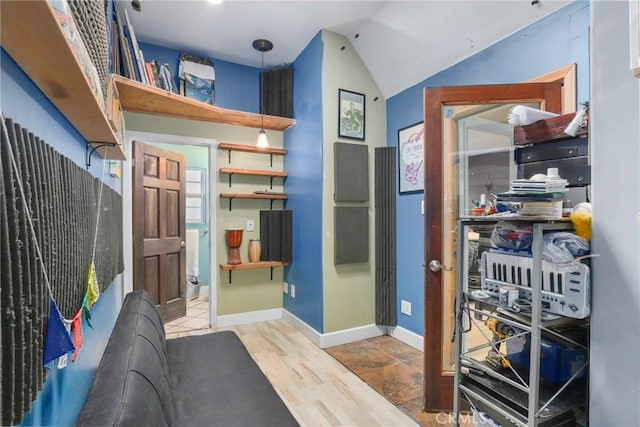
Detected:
left=453, top=218, right=590, bottom=427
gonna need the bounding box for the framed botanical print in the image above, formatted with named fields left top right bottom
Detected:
left=338, top=89, right=365, bottom=140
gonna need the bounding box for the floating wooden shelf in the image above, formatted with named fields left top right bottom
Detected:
left=0, top=0, right=126, bottom=160
left=219, top=167, right=287, bottom=188
left=219, top=261, right=288, bottom=271
left=114, top=75, right=295, bottom=131
left=220, top=192, right=288, bottom=200
left=218, top=142, right=287, bottom=155
left=219, top=168, right=287, bottom=178
left=220, top=261, right=288, bottom=283
left=220, top=192, right=287, bottom=211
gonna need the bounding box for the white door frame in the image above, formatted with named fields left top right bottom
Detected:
left=123, top=130, right=218, bottom=326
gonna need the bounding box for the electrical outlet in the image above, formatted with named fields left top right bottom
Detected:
left=290, top=284, right=296, bottom=298
left=247, top=219, right=254, bottom=232
left=283, top=282, right=289, bottom=294
left=401, top=300, right=412, bottom=316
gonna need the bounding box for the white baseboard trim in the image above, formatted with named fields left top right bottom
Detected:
left=282, top=310, right=384, bottom=349
left=198, top=285, right=210, bottom=297
left=388, top=326, right=424, bottom=351
left=321, top=323, right=384, bottom=349
left=216, top=308, right=283, bottom=328
left=282, top=310, right=323, bottom=347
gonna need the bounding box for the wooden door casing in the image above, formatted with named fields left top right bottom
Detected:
left=422, top=82, right=562, bottom=411
left=133, top=142, right=186, bottom=322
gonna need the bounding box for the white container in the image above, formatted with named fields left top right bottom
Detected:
left=499, top=285, right=518, bottom=308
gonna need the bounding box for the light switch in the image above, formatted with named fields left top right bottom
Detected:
left=247, top=219, right=254, bottom=231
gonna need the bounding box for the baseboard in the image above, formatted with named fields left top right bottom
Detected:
left=282, top=310, right=323, bottom=347
left=216, top=308, right=283, bottom=328
left=321, top=323, right=384, bottom=348
left=388, top=325, right=424, bottom=351
left=282, top=310, right=384, bottom=349
left=198, top=285, right=210, bottom=297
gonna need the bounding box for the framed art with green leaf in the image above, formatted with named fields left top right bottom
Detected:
left=338, top=89, right=365, bottom=140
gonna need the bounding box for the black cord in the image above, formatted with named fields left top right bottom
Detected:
left=452, top=293, right=472, bottom=343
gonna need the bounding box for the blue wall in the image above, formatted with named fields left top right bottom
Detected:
left=20, top=284, right=123, bottom=426
left=386, top=1, right=590, bottom=335
left=2, top=48, right=124, bottom=426
left=283, top=32, right=324, bottom=332
left=138, top=41, right=259, bottom=113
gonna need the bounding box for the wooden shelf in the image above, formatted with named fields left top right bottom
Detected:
left=220, top=167, right=287, bottom=188
left=220, top=192, right=287, bottom=211
left=220, top=261, right=288, bottom=283
left=0, top=0, right=125, bottom=160
left=114, top=75, right=296, bottom=131
left=219, top=168, right=287, bottom=178
left=220, top=193, right=288, bottom=200
left=218, top=143, right=287, bottom=156
left=220, top=261, right=288, bottom=271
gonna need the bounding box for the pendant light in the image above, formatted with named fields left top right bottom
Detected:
left=253, top=39, right=273, bottom=148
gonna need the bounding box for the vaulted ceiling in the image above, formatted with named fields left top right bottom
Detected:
left=121, top=0, right=573, bottom=99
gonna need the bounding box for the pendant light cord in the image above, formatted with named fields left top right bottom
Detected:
left=260, top=50, right=265, bottom=129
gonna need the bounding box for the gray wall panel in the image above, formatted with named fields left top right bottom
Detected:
left=334, top=206, right=368, bottom=264
left=334, top=142, right=368, bottom=202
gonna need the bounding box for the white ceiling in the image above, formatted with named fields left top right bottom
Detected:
left=121, top=0, right=573, bottom=99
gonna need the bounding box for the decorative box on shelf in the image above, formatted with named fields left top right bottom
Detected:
left=513, top=112, right=588, bottom=146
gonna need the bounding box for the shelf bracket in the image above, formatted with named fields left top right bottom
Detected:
left=270, top=267, right=274, bottom=280
left=86, top=143, right=118, bottom=170
left=227, top=149, right=232, bottom=164
left=229, top=270, right=232, bottom=283
left=270, top=176, right=274, bottom=189
left=270, top=199, right=274, bottom=210
left=270, top=154, right=273, bottom=167
left=228, top=198, right=233, bottom=211
left=228, top=173, right=233, bottom=187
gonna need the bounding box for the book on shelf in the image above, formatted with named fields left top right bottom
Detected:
left=123, top=8, right=147, bottom=84
left=144, top=62, right=155, bottom=87
left=159, top=63, right=178, bottom=93
left=114, top=6, right=135, bottom=80
left=150, top=61, right=161, bottom=88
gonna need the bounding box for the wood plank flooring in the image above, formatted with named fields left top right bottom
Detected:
left=166, top=298, right=418, bottom=426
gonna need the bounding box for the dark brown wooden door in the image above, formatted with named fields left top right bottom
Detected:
left=133, top=141, right=186, bottom=322
left=422, top=83, right=562, bottom=411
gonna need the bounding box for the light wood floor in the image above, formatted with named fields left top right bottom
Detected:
left=166, top=300, right=418, bottom=426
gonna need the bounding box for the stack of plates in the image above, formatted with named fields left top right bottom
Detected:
left=510, top=178, right=568, bottom=193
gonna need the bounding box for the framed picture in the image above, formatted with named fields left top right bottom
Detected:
left=398, top=122, right=424, bottom=193
left=338, top=89, right=365, bottom=140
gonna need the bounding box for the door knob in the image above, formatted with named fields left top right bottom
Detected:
left=180, top=241, right=186, bottom=248
left=429, top=260, right=452, bottom=272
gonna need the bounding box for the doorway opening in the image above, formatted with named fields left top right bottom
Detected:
left=124, top=130, right=217, bottom=332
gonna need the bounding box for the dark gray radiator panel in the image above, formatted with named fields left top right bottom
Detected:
left=375, top=147, right=397, bottom=326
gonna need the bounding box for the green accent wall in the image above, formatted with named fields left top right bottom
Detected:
left=125, top=112, right=286, bottom=315
left=321, top=31, right=387, bottom=333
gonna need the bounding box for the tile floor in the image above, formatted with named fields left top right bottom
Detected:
left=326, top=336, right=471, bottom=427
left=165, top=296, right=210, bottom=338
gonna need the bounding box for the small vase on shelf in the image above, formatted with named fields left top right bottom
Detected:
left=248, top=239, right=261, bottom=263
